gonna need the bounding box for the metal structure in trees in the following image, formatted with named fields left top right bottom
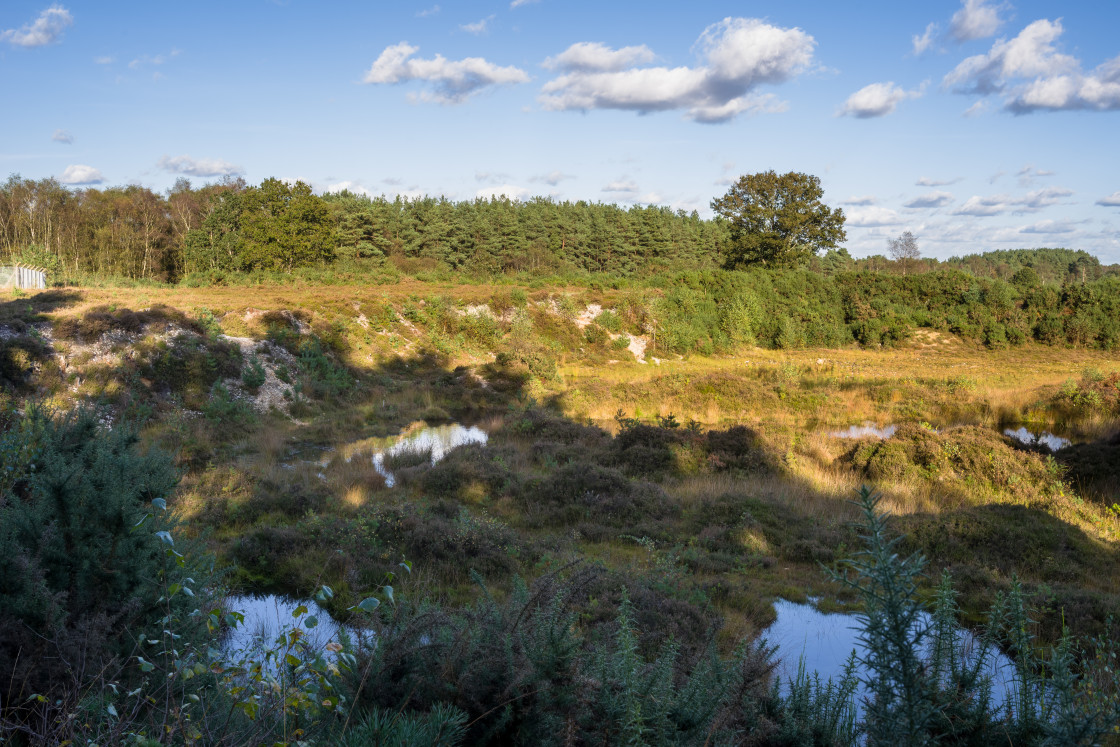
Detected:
left=0, top=264, right=47, bottom=289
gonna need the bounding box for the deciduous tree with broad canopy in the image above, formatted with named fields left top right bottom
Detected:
left=711, top=171, right=846, bottom=269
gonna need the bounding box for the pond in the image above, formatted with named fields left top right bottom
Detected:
left=221, top=594, right=363, bottom=660
left=285, top=422, right=489, bottom=487
left=829, top=422, right=1072, bottom=452
left=765, top=599, right=1019, bottom=709
left=368, top=423, right=488, bottom=487
left=830, top=424, right=898, bottom=440
left=1002, top=426, right=1071, bottom=451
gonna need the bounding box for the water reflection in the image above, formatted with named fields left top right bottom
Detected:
left=1003, top=426, right=1071, bottom=451
left=371, top=424, right=488, bottom=487
left=222, top=594, right=359, bottom=658
left=829, top=424, right=898, bottom=439
left=765, top=599, right=1017, bottom=708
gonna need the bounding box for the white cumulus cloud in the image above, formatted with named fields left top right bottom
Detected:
left=1098, top=192, right=1120, bottom=207
left=945, top=20, right=1077, bottom=94
left=58, top=164, right=103, bottom=185
left=51, top=129, right=73, bottom=144
left=538, top=17, right=814, bottom=123
left=543, top=42, right=655, bottom=72
left=2, top=5, right=72, bottom=47
left=904, top=191, right=955, bottom=209
left=944, top=18, right=1120, bottom=113
left=363, top=42, right=530, bottom=104
left=949, top=0, right=1006, bottom=42
left=157, top=155, right=244, bottom=177
left=838, top=81, right=922, bottom=118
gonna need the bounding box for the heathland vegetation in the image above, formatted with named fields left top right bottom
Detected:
left=1, top=172, right=1119, bottom=744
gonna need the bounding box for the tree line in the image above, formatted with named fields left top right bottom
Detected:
left=0, top=174, right=727, bottom=281
left=1, top=172, right=1115, bottom=286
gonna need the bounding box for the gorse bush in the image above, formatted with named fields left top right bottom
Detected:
left=832, top=486, right=1120, bottom=746
left=0, top=407, right=216, bottom=743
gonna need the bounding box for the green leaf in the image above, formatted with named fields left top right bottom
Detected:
left=136, top=656, right=155, bottom=673
left=292, top=604, right=308, bottom=618
left=285, top=653, right=301, bottom=668
left=106, top=704, right=118, bottom=719
left=152, top=497, right=167, bottom=511
left=155, top=530, right=174, bottom=546
left=399, top=559, right=412, bottom=574
left=304, top=615, right=318, bottom=629
left=315, top=585, right=334, bottom=602
left=383, top=585, right=394, bottom=606
left=354, top=597, right=380, bottom=612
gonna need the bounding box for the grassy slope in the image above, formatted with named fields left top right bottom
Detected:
left=4, top=284, right=1120, bottom=652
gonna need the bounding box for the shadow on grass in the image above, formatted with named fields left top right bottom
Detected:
left=0, top=289, right=83, bottom=390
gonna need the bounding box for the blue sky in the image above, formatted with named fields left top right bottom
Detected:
left=3, top=0, right=1119, bottom=261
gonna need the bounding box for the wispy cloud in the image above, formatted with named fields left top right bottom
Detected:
left=58, top=164, right=103, bottom=185
left=51, top=129, right=73, bottom=144
left=841, top=195, right=878, bottom=206
left=838, top=81, right=923, bottom=118
left=903, top=191, right=955, bottom=209
left=1016, top=164, right=1054, bottom=187
left=846, top=206, right=904, bottom=227
left=1, top=5, right=72, bottom=47
left=530, top=171, right=574, bottom=186
left=603, top=179, right=639, bottom=193
left=953, top=186, right=1073, bottom=216
left=475, top=171, right=512, bottom=184
left=460, top=15, right=494, bottom=35
left=157, top=154, right=244, bottom=177
left=93, top=55, right=113, bottom=64
left=538, top=17, right=814, bottom=123
left=476, top=184, right=531, bottom=200
left=916, top=176, right=961, bottom=187
left=510, top=0, right=539, bottom=8
left=1018, top=219, right=1077, bottom=234
left=912, top=23, right=938, bottom=55
left=363, top=43, right=530, bottom=104
left=416, top=5, right=440, bottom=17
left=129, top=49, right=181, bottom=69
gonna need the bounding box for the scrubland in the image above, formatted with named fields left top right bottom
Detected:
left=2, top=280, right=1119, bottom=744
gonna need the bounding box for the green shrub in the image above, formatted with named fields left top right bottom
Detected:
left=594, top=309, right=622, bottom=332
left=0, top=408, right=210, bottom=714
left=241, top=354, right=267, bottom=392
